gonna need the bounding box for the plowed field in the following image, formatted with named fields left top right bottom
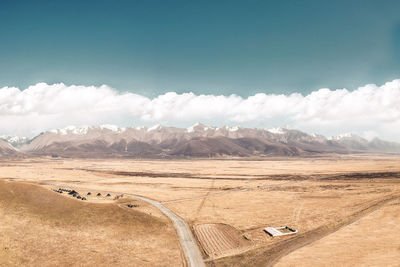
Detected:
left=194, top=223, right=252, bottom=259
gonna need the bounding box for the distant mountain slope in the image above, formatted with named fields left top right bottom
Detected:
left=0, top=135, right=29, bottom=148
left=0, top=139, right=17, bottom=156
left=1, top=124, right=399, bottom=158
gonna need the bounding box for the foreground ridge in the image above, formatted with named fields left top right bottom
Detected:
left=40, top=181, right=206, bottom=267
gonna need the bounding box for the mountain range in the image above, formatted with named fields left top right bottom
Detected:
left=1, top=124, right=400, bottom=158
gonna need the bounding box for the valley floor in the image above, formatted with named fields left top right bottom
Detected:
left=0, top=154, right=399, bottom=266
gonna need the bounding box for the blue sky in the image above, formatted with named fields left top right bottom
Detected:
left=1, top=1, right=400, bottom=141
left=1, top=0, right=400, bottom=97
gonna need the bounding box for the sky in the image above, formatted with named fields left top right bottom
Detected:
left=1, top=0, right=400, bottom=140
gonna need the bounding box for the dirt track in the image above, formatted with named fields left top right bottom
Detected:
left=127, top=194, right=206, bottom=267
left=38, top=181, right=205, bottom=267
left=243, top=194, right=400, bottom=266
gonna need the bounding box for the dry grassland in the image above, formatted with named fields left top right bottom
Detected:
left=276, top=198, right=400, bottom=267
left=0, top=179, right=182, bottom=266
left=1, top=154, right=399, bottom=266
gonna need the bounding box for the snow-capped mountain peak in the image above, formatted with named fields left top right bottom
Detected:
left=186, top=123, right=209, bottom=132
left=47, top=125, right=126, bottom=135
left=2, top=124, right=400, bottom=157
left=147, top=124, right=163, bottom=132
left=99, top=124, right=125, bottom=132
left=0, top=135, right=29, bottom=147
left=49, top=126, right=89, bottom=135
left=228, top=126, right=241, bottom=132
left=328, top=133, right=364, bottom=141
left=267, top=127, right=286, bottom=134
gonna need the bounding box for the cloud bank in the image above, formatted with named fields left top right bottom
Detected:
left=1, top=80, right=400, bottom=141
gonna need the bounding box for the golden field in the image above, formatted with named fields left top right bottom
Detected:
left=1, top=154, right=399, bottom=266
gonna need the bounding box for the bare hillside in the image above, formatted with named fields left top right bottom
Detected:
left=0, top=179, right=182, bottom=266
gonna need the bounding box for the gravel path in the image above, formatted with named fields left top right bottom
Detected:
left=128, top=194, right=205, bottom=267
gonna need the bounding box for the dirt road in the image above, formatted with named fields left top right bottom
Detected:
left=41, top=182, right=205, bottom=267
left=128, top=194, right=206, bottom=267
left=243, top=194, right=400, bottom=267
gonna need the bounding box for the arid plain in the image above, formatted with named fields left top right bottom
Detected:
left=1, top=155, right=400, bottom=266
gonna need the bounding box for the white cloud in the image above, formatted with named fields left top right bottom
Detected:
left=1, top=80, right=400, bottom=141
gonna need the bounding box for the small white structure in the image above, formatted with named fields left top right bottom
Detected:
left=264, top=226, right=298, bottom=237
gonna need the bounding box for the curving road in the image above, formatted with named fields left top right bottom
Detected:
left=41, top=181, right=205, bottom=267
left=21, top=172, right=352, bottom=267
left=128, top=194, right=206, bottom=267
left=22, top=171, right=377, bottom=267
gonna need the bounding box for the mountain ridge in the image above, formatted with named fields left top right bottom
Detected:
left=1, top=124, right=400, bottom=157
